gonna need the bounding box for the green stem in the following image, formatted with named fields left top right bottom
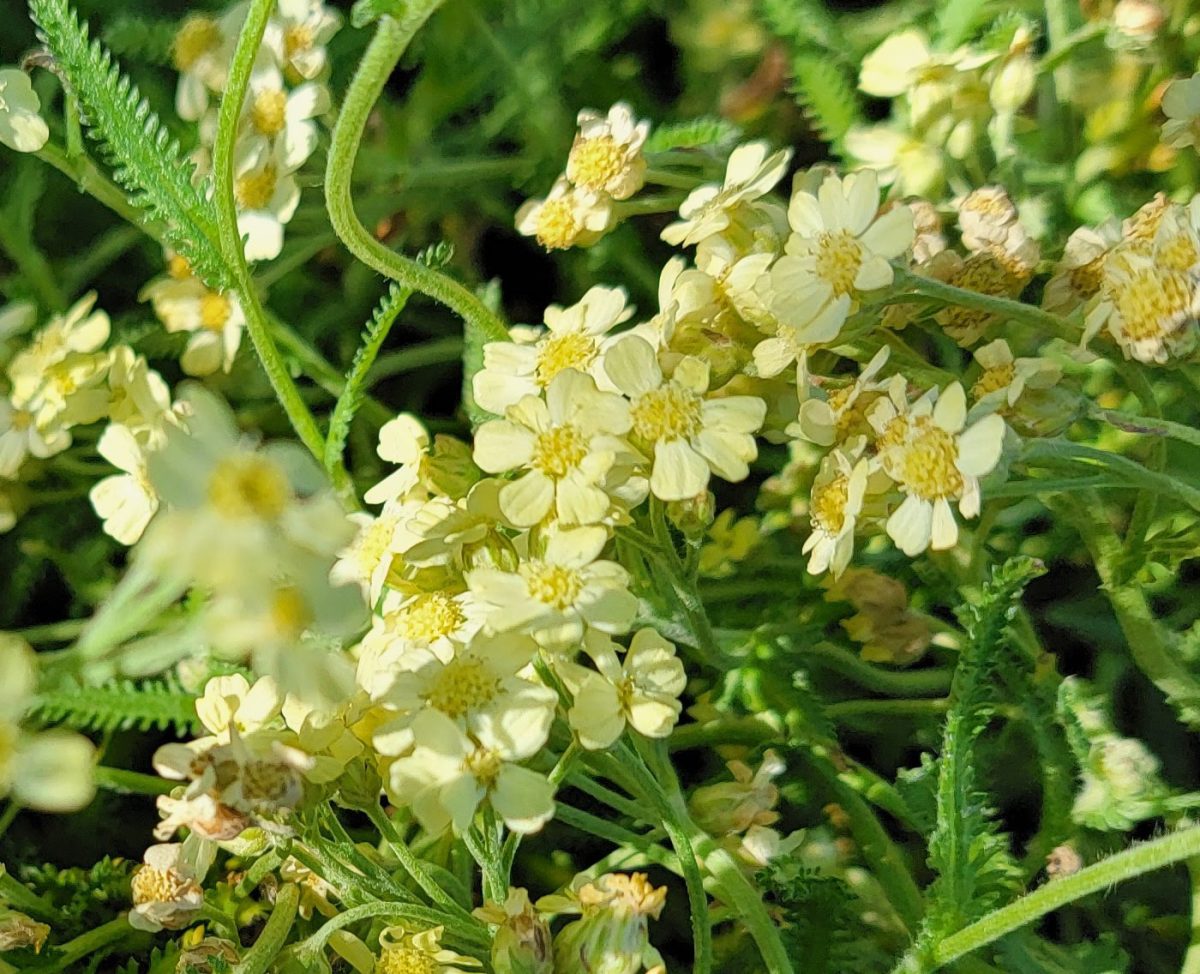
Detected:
left=211, top=0, right=326, bottom=461
left=325, top=9, right=510, bottom=418
left=893, top=268, right=1078, bottom=342
left=234, top=851, right=282, bottom=897
left=1184, top=854, right=1200, bottom=974
left=805, top=642, right=953, bottom=696
left=290, top=901, right=484, bottom=965
left=825, top=698, right=949, bottom=720
left=1089, top=404, right=1200, bottom=449
left=93, top=766, right=173, bottom=795
left=41, top=916, right=129, bottom=973
left=364, top=803, right=477, bottom=922
left=931, top=826, right=1200, bottom=969
left=35, top=142, right=156, bottom=238
left=234, top=883, right=299, bottom=974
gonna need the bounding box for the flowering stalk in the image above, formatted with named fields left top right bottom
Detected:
left=211, top=0, right=326, bottom=461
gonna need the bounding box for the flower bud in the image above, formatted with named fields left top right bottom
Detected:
left=0, top=908, right=49, bottom=952
left=689, top=751, right=784, bottom=835
left=474, top=888, right=554, bottom=974
left=545, top=874, right=667, bottom=974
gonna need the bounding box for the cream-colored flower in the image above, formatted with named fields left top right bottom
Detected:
left=803, top=443, right=872, bottom=577
left=0, top=635, right=96, bottom=812
left=567, top=103, right=650, bottom=199
left=1042, top=219, right=1123, bottom=314
left=128, top=843, right=205, bottom=932
left=172, top=11, right=240, bottom=121
left=1083, top=248, right=1200, bottom=363
left=751, top=294, right=851, bottom=378
left=240, top=69, right=330, bottom=170
left=843, top=127, right=946, bottom=199
left=374, top=631, right=553, bottom=755
left=330, top=507, right=406, bottom=605
left=233, top=141, right=301, bottom=262
left=790, top=346, right=891, bottom=446
left=265, top=0, right=343, bottom=84
left=969, top=339, right=1061, bottom=411
left=1162, top=72, right=1200, bottom=149
left=358, top=588, right=489, bottom=682
left=364, top=414, right=431, bottom=504
left=474, top=370, right=633, bottom=527
left=564, top=629, right=685, bottom=750
left=662, top=141, right=791, bottom=247
left=467, top=525, right=637, bottom=650
left=473, top=286, right=632, bottom=415
left=196, top=673, right=285, bottom=742
left=604, top=336, right=765, bottom=501
left=141, top=273, right=246, bottom=376
left=90, top=423, right=159, bottom=545
left=516, top=178, right=614, bottom=251
left=771, top=169, right=914, bottom=323
left=858, top=29, right=934, bottom=99
left=8, top=294, right=110, bottom=410
left=688, top=750, right=784, bottom=835
left=0, top=397, right=68, bottom=476
left=376, top=925, right=482, bottom=974
left=0, top=68, right=49, bottom=153
left=106, top=345, right=174, bottom=439
left=872, top=382, right=1006, bottom=555
left=541, top=873, right=667, bottom=974
left=388, top=708, right=555, bottom=835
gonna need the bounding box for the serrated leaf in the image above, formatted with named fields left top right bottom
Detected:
left=28, top=0, right=227, bottom=286
left=645, top=117, right=742, bottom=154
left=30, top=676, right=200, bottom=736
left=789, top=53, right=862, bottom=143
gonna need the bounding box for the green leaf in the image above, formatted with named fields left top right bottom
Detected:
left=789, top=52, right=862, bottom=143
left=101, top=15, right=179, bottom=64
left=934, top=0, right=989, bottom=49
left=28, top=0, right=227, bottom=286
left=902, top=557, right=1045, bottom=969
left=324, top=280, right=413, bottom=474
left=645, top=117, right=742, bottom=154
left=30, top=676, right=200, bottom=736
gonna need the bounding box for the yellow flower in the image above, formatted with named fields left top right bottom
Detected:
left=567, top=103, right=650, bottom=200
left=661, top=141, right=791, bottom=247
left=516, top=177, right=614, bottom=251
left=803, top=442, right=872, bottom=577
left=473, top=286, right=632, bottom=416
left=376, top=925, right=482, bottom=974
left=604, top=336, right=765, bottom=501
left=563, top=629, right=686, bottom=750
left=871, top=382, right=1006, bottom=556
left=474, top=369, right=634, bottom=527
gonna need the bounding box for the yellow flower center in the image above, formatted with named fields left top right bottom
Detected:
left=168, top=254, right=194, bottom=280
left=173, top=16, right=221, bottom=71
left=1124, top=196, right=1168, bottom=243
left=393, top=593, right=466, bottom=643
left=877, top=415, right=910, bottom=455
left=235, top=165, right=278, bottom=210
left=200, top=291, right=233, bottom=331
left=534, top=198, right=580, bottom=250
left=535, top=331, right=597, bottom=387
left=898, top=420, right=962, bottom=501
left=531, top=424, right=589, bottom=479
left=568, top=135, right=624, bottom=191
left=284, top=24, right=315, bottom=59
left=1156, top=231, right=1200, bottom=273
left=465, top=746, right=504, bottom=786
left=814, top=230, right=864, bottom=297
left=426, top=658, right=501, bottom=718
left=251, top=89, right=288, bottom=137
left=207, top=454, right=291, bottom=519
left=270, top=586, right=312, bottom=637
left=971, top=363, right=1015, bottom=399
left=376, top=947, right=440, bottom=974
left=630, top=384, right=702, bottom=444
left=1112, top=266, right=1194, bottom=342
left=131, top=865, right=195, bottom=906
left=521, top=562, right=582, bottom=610
left=353, top=516, right=397, bottom=578
left=810, top=474, right=850, bottom=533
left=1067, top=258, right=1105, bottom=299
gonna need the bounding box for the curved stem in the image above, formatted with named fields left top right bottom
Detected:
left=932, top=826, right=1200, bottom=969
left=211, top=0, right=326, bottom=460
left=324, top=11, right=510, bottom=398
left=234, top=882, right=299, bottom=974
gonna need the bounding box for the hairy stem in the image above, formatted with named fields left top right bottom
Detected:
left=211, top=0, right=326, bottom=460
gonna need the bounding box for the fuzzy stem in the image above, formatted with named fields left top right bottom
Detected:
left=211, top=0, right=326, bottom=461
left=324, top=9, right=510, bottom=413
left=40, top=916, right=130, bottom=973
left=932, top=826, right=1200, bottom=968
left=234, top=883, right=299, bottom=974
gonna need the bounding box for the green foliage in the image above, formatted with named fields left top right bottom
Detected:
left=644, top=117, right=742, bottom=154
left=905, top=557, right=1045, bottom=966
left=789, top=53, right=862, bottom=143
left=101, top=16, right=178, bottom=65
left=934, top=0, right=990, bottom=49
left=19, top=857, right=132, bottom=940
left=27, top=0, right=227, bottom=286
left=759, top=857, right=893, bottom=973
left=30, top=676, right=201, bottom=736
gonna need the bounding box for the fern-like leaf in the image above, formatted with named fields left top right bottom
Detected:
left=900, top=557, right=1045, bottom=971
left=324, top=281, right=414, bottom=473
left=789, top=53, right=862, bottom=143
left=31, top=676, right=200, bottom=736
left=28, top=0, right=228, bottom=286
left=645, top=117, right=742, bottom=154
left=934, top=0, right=989, bottom=49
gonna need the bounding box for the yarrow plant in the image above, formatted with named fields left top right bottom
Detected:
left=3, top=1, right=1200, bottom=972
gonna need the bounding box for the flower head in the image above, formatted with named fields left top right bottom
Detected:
left=567, top=103, right=650, bottom=199
left=0, top=68, right=49, bottom=152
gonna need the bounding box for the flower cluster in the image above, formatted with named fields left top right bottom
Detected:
left=173, top=0, right=340, bottom=261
